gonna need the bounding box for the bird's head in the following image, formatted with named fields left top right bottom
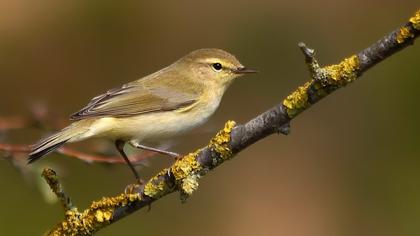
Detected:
left=176, top=48, right=257, bottom=88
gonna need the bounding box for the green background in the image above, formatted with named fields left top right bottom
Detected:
left=0, top=1, right=419, bottom=235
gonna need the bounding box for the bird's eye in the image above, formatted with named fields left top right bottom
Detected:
left=211, top=63, right=223, bottom=71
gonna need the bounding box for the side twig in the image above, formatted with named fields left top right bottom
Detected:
left=0, top=143, right=155, bottom=165
left=42, top=168, right=74, bottom=212
left=0, top=106, right=159, bottom=165
left=43, top=10, right=419, bottom=236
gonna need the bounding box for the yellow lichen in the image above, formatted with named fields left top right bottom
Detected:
left=41, top=168, right=60, bottom=193
left=282, top=82, right=312, bottom=118
left=283, top=55, right=359, bottom=118
left=95, top=210, right=112, bottom=223
left=47, top=193, right=142, bottom=235
left=409, top=10, right=420, bottom=30
left=397, top=26, right=414, bottom=43
left=209, top=120, right=236, bottom=160
left=170, top=121, right=236, bottom=200
left=171, top=151, right=201, bottom=180
left=396, top=10, right=420, bottom=43
left=90, top=193, right=141, bottom=209
left=324, top=55, right=359, bottom=84
left=143, top=172, right=169, bottom=198
left=181, top=174, right=200, bottom=196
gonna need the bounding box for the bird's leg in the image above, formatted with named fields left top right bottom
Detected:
left=129, top=140, right=180, bottom=159
left=115, top=140, right=142, bottom=184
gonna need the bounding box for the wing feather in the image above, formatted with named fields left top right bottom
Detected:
left=70, top=84, right=198, bottom=120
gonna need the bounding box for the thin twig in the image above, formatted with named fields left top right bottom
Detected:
left=0, top=143, right=156, bottom=165
left=42, top=168, right=74, bottom=212
left=0, top=116, right=33, bottom=131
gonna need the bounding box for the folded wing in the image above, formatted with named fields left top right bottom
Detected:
left=70, top=84, right=197, bottom=120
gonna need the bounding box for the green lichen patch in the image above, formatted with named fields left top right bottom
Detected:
left=397, top=26, right=415, bottom=43
left=209, top=120, right=236, bottom=160
left=181, top=174, right=200, bottom=195
left=409, top=10, right=420, bottom=30
left=168, top=149, right=202, bottom=202
left=180, top=173, right=200, bottom=202
left=170, top=150, right=202, bottom=201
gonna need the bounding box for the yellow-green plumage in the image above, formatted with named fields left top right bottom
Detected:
left=28, top=48, right=256, bottom=163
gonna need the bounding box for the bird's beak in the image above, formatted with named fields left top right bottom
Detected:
left=232, top=67, right=258, bottom=74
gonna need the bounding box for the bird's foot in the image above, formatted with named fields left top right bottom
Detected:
left=124, top=178, right=144, bottom=194
left=129, top=141, right=181, bottom=159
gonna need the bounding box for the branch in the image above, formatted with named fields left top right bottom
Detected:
left=0, top=143, right=155, bottom=165
left=44, top=10, right=420, bottom=235
left=0, top=103, right=159, bottom=165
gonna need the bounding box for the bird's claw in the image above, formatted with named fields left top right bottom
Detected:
left=124, top=179, right=144, bottom=194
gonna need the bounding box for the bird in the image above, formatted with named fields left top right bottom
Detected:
left=28, top=48, right=257, bottom=181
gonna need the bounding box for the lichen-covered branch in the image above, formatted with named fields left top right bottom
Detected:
left=42, top=168, right=74, bottom=211
left=45, top=10, right=420, bottom=236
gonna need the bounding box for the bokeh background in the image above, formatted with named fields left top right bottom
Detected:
left=1, top=1, right=419, bottom=235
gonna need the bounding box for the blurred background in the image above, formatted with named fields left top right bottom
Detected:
left=0, top=1, right=419, bottom=235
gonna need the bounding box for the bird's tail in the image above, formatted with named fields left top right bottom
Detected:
left=28, top=121, right=91, bottom=163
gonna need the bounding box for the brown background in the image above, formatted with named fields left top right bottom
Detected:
left=0, top=1, right=419, bottom=235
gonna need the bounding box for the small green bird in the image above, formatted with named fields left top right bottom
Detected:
left=28, top=48, right=256, bottom=180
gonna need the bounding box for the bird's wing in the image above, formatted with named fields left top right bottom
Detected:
left=70, top=83, right=198, bottom=120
